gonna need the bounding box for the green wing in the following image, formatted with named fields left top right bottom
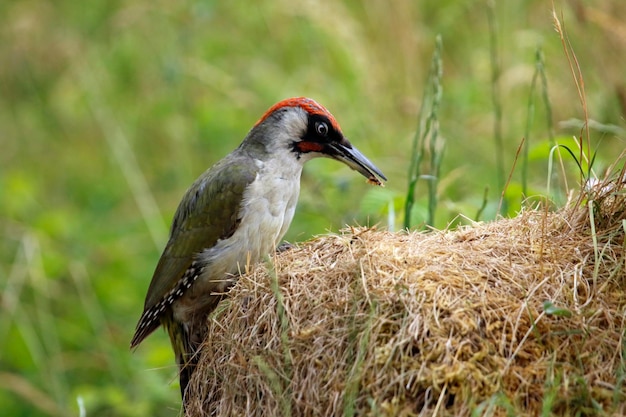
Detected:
left=142, top=155, right=258, bottom=312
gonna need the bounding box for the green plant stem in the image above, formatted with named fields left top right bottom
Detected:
left=404, top=35, right=444, bottom=229
left=487, top=0, right=506, bottom=215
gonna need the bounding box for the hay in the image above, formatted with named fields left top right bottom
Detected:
left=187, top=180, right=626, bottom=417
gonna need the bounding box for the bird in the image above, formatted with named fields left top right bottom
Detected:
left=130, top=97, right=387, bottom=407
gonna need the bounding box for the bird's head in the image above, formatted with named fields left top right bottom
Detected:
left=245, top=97, right=387, bottom=186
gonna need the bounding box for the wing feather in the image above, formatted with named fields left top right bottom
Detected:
left=131, top=153, right=258, bottom=346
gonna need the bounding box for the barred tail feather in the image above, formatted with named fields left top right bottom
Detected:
left=163, top=314, right=202, bottom=409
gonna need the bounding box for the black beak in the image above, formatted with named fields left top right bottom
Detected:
left=327, top=139, right=387, bottom=186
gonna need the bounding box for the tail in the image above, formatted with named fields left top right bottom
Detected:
left=163, top=314, right=203, bottom=410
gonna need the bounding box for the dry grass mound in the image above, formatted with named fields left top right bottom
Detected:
left=187, top=180, right=626, bottom=417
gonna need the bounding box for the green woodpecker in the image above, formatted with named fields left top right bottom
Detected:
left=130, top=97, right=387, bottom=405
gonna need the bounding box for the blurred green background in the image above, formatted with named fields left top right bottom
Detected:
left=1, top=0, right=625, bottom=415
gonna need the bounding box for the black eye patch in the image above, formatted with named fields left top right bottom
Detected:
left=305, top=115, right=341, bottom=144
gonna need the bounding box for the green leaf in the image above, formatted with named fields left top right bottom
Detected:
left=542, top=300, right=572, bottom=317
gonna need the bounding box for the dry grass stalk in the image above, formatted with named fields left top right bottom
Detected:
left=187, top=176, right=626, bottom=417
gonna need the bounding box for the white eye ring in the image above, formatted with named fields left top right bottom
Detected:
left=315, top=121, right=329, bottom=137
